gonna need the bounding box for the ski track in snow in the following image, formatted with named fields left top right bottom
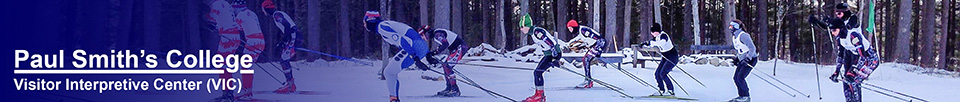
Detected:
left=238, top=59, right=959, bottom=102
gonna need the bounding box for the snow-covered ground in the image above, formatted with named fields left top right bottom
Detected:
left=247, top=59, right=960, bottom=102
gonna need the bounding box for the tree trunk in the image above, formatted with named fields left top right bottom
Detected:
left=556, top=0, right=569, bottom=40
left=756, top=0, right=769, bottom=60
left=482, top=1, right=490, bottom=45
left=519, top=0, right=529, bottom=46
left=497, top=0, right=506, bottom=50
left=682, top=0, right=695, bottom=54
left=723, top=0, right=734, bottom=45
left=451, top=0, right=463, bottom=34
left=896, top=0, right=914, bottom=63
left=339, top=0, right=352, bottom=58
left=381, top=0, right=390, bottom=67
left=691, top=0, right=701, bottom=46
left=605, top=0, right=617, bottom=49
left=636, top=0, right=649, bottom=42
left=940, top=0, right=952, bottom=69
left=434, top=0, right=450, bottom=29
left=919, top=0, right=936, bottom=67
left=624, top=0, right=634, bottom=47
left=654, top=0, right=662, bottom=23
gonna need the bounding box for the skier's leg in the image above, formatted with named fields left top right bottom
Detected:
left=733, top=58, right=754, bottom=97
left=534, top=55, right=555, bottom=87
left=215, top=32, right=241, bottom=99
left=384, top=51, right=412, bottom=98
left=654, top=59, right=667, bottom=91
left=662, top=52, right=678, bottom=91
left=525, top=55, right=554, bottom=102
left=576, top=52, right=594, bottom=88
left=662, top=59, right=675, bottom=91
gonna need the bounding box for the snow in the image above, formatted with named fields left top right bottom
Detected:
left=232, top=58, right=960, bottom=102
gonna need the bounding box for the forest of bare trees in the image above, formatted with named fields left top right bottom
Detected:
left=55, top=0, right=959, bottom=71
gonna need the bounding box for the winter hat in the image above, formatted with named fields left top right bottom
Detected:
left=364, top=11, right=383, bottom=31
left=520, top=14, right=534, bottom=28
left=836, top=3, right=853, bottom=19
left=262, top=0, right=276, bottom=9
left=566, top=20, right=579, bottom=28
left=650, top=23, right=662, bottom=32
left=835, top=3, right=849, bottom=12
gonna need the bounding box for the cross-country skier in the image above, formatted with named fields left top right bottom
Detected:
left=208, top=0, right=263, bottom=101
left=564, top=20, right=606, bottom=89
left=364, top=11, right=439, bottom=102
left=231, top=0, right=264, bottom=100
left=417, top=25, right=469, bottom=97
left=638, top=23, right=678, bottom=97
left=519, top=14, right=566, bottom=102
left=261, top=0, right=299, bottom=94
left=728, top=20, right=757, bottom=102
left=808, top=3, right=880, bottom=102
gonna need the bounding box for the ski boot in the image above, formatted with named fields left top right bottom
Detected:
left=664, top=90, right=675, bottom=97
left=727, top=96, right=750, bottom=102
left=389, top=96, right=400, bottom=102
left=574, top=81, right=593, bottom=88
left=650, top=90, right=665, bottom=96
left=213, top=90, right=235, bottom=102
left=234, top=89, right=253, bottom=101
left=435, top=86, right=460, bottom=97
left=522, top=87, right=545, bottom=102
left=274, top=81, right=297, bottom=94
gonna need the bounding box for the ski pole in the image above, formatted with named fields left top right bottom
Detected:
left=615, top=67, right=661, bottom=91
left=752, top=72, right=796, bottom=97
left=667, top=75, right=690, bottom=96
left=596, top=58, right=661, bottom=91
left=443, top=62, right=538, bottom=71
left=742, top=62, right=811, bottom=97
left=451, top=68, right=499, bottom=98
left=809, top=24, right=824, bottom=100
left=556, top=65, right=632, bottom=98
left=862, top=86, right=912, bottom=102
left=253, top=63, right=286, bottom=85
left=646, top=51, right=707, bottom=87
left=294, top=47, right=374, bottom=66
left=423, top=68, right=518, bottom=102
left=863, top=82, right=929, bottom=102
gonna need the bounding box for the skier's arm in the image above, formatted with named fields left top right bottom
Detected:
left=846, top=16, right=860, bottom=28
left=736, top=32, right=758, bottom=60
left=808, top=15, right=830, bottom=29
left=834, top=44, right=845, bottom=75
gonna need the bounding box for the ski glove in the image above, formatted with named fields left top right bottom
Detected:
left=425, top=52, right=440, bottom=64
left=829, top=72, right=840, bottom=83
left=639, top=42, right=651, bottom=47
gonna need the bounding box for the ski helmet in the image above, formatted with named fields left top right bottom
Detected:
left=519, top=14, right=534, bottom=28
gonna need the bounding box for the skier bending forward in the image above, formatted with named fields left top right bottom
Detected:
left=519, top=14, right=566, bottom=102
left=418, top=26, right=469, bottom=97
left=565, top=20, right=606, bottom=89
left=364, top=11, right=439, bottom=102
